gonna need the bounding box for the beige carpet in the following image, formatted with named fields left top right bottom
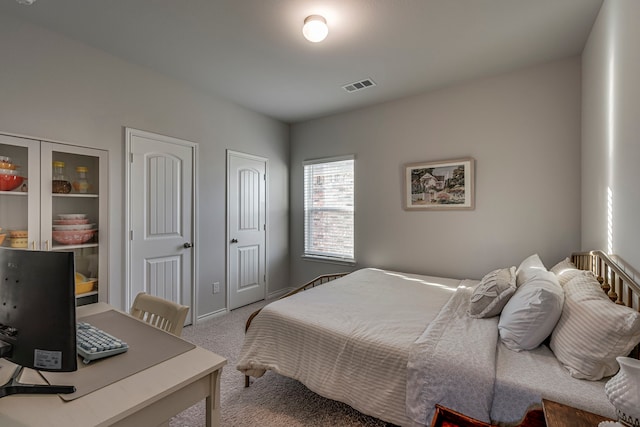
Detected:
left=169, top=300, right=392, bottom=427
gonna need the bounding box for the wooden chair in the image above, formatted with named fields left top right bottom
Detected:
left=130, top=292, right=190, bottom=336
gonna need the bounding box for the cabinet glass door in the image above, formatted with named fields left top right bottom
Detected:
left=41, top=142, right=107, bottom=305
left=0, top=134, right=40, bottom=250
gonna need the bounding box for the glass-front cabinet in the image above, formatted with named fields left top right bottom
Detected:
left=0, top=133, right=108, bottom=305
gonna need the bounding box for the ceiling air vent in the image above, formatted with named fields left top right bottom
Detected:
left=342, top=78, right=376, bottom=93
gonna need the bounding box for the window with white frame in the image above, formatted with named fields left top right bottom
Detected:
left=303, top=155, right=355, bottom=262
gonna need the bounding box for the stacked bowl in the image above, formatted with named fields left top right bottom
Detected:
left=9, top=230, right=28, bottom=248
left=52, top=214, right=97, bottom=245
left=0, top=156, right=24, bottom=192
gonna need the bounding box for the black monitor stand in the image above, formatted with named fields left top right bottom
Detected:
left=0, top=364, right=76, bottom=398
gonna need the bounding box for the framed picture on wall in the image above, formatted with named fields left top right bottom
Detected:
left=403, top=157, right=475, bottom=210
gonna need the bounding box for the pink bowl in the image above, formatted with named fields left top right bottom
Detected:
left=0, top=174, right=24, bottom=191
left=52, top=229, right=97, bottom=245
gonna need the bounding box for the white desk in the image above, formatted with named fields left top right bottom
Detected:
left=0, top=302, right=227, bottom=427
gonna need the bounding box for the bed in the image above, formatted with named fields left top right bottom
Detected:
left=236, top=251, right=640, bottom=426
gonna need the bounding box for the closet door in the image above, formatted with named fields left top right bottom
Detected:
left=127, top=128, right=195, bottom=324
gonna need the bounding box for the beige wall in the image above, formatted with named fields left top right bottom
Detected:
left=290, top=58, right=582, bottom=285
left=0, top=15, right=290, bottom=317
left=582, top=0, right=640, bottom=277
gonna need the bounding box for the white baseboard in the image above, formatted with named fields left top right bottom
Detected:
left=267, top=287, right=294, bottom=300
left=195, top=289, right=294, bottom=322
left=195, top=307, right=228, bottom=324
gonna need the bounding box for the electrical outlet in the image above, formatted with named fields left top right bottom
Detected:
left=213, top=282, right=220, bottom=294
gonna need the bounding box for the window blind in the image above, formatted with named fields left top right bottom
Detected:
left=303, top=156, right=355, bottom=262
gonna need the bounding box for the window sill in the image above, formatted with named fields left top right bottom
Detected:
left=302, top=255, right=356, bottom=267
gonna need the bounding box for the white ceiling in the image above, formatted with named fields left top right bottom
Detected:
left=1, top=0, right=603, bottom=123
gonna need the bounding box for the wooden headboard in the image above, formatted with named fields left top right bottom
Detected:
left=572, top=250, right=640, bottom=358
left=571, top=251, right=640, bottom=307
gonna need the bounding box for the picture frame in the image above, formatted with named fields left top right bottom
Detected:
left=403, top=157, right=474, bottom=210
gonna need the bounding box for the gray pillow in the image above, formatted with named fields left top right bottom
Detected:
left=468, top=267, right=517, bottom=318
left=498, top=269, right=564, bottom=351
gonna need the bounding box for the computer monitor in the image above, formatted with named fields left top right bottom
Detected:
left=0, top=248, right=77, bottom=397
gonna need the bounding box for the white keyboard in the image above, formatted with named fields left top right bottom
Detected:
left=76, top=322, right=129, bottom=364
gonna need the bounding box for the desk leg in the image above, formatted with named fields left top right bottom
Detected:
left=206, top=368, right=222, bottom=427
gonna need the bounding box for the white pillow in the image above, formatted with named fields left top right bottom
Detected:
left=468, top=267, right=517, bottom=318
left=550, top=274, right=640, bottom=380
left=550, top=257, right=594, bottom=286
left=498, top=269, right=563, bottom=351
left=515, top=253, right=547, bottom=287
left=550, top=257, right=575, bottom=273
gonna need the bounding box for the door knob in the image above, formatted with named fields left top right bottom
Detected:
left=230, top=238, right=238, bottom=243
left=183, top=242, right=193, bottom=248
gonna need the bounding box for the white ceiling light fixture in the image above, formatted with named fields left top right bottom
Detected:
left=16, top=0, right=36, bottom=4
left=303, top=15, right=328, bottom=43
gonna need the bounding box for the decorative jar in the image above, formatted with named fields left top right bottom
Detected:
left=72, top=166, right=90, bottom=193
left=605, top=356, right=640, bottom=427
left=52, top=161, right=72, bottom=194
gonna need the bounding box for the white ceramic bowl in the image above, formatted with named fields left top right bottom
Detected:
left=53, top=218, right=90, bottom=225
left=0, top=168, right=18, bottom=176
left=57, top=213, right=87, bottom=220
left=53, top=223, right=95, bottom=231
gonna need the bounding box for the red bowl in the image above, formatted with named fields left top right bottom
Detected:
left=0, top=174, right=24, bottom=191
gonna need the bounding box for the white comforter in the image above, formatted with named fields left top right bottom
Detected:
left=237, top=268, right=460, bottom=426
left=237, top=268, right=614, bottom=426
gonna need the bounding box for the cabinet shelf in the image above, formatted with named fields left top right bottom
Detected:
left=76, top=290, right=98, bottom=298
left=52, top=243, right=99, bottom=251
left=52, top=193, right=99, bottom=198
left=0, top=190, right=28, bottom=196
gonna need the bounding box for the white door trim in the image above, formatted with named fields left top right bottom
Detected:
left=124, top=127, right=199, bottom=323
left=226, top=150, right=268, bottom=310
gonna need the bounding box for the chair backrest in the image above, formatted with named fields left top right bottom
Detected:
left=130, top=292, right=190, bottom=336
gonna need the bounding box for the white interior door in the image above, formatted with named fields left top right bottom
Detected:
left=227, top=151, right=266, bottom=310
left=126, top=128, right=196, bottom=324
